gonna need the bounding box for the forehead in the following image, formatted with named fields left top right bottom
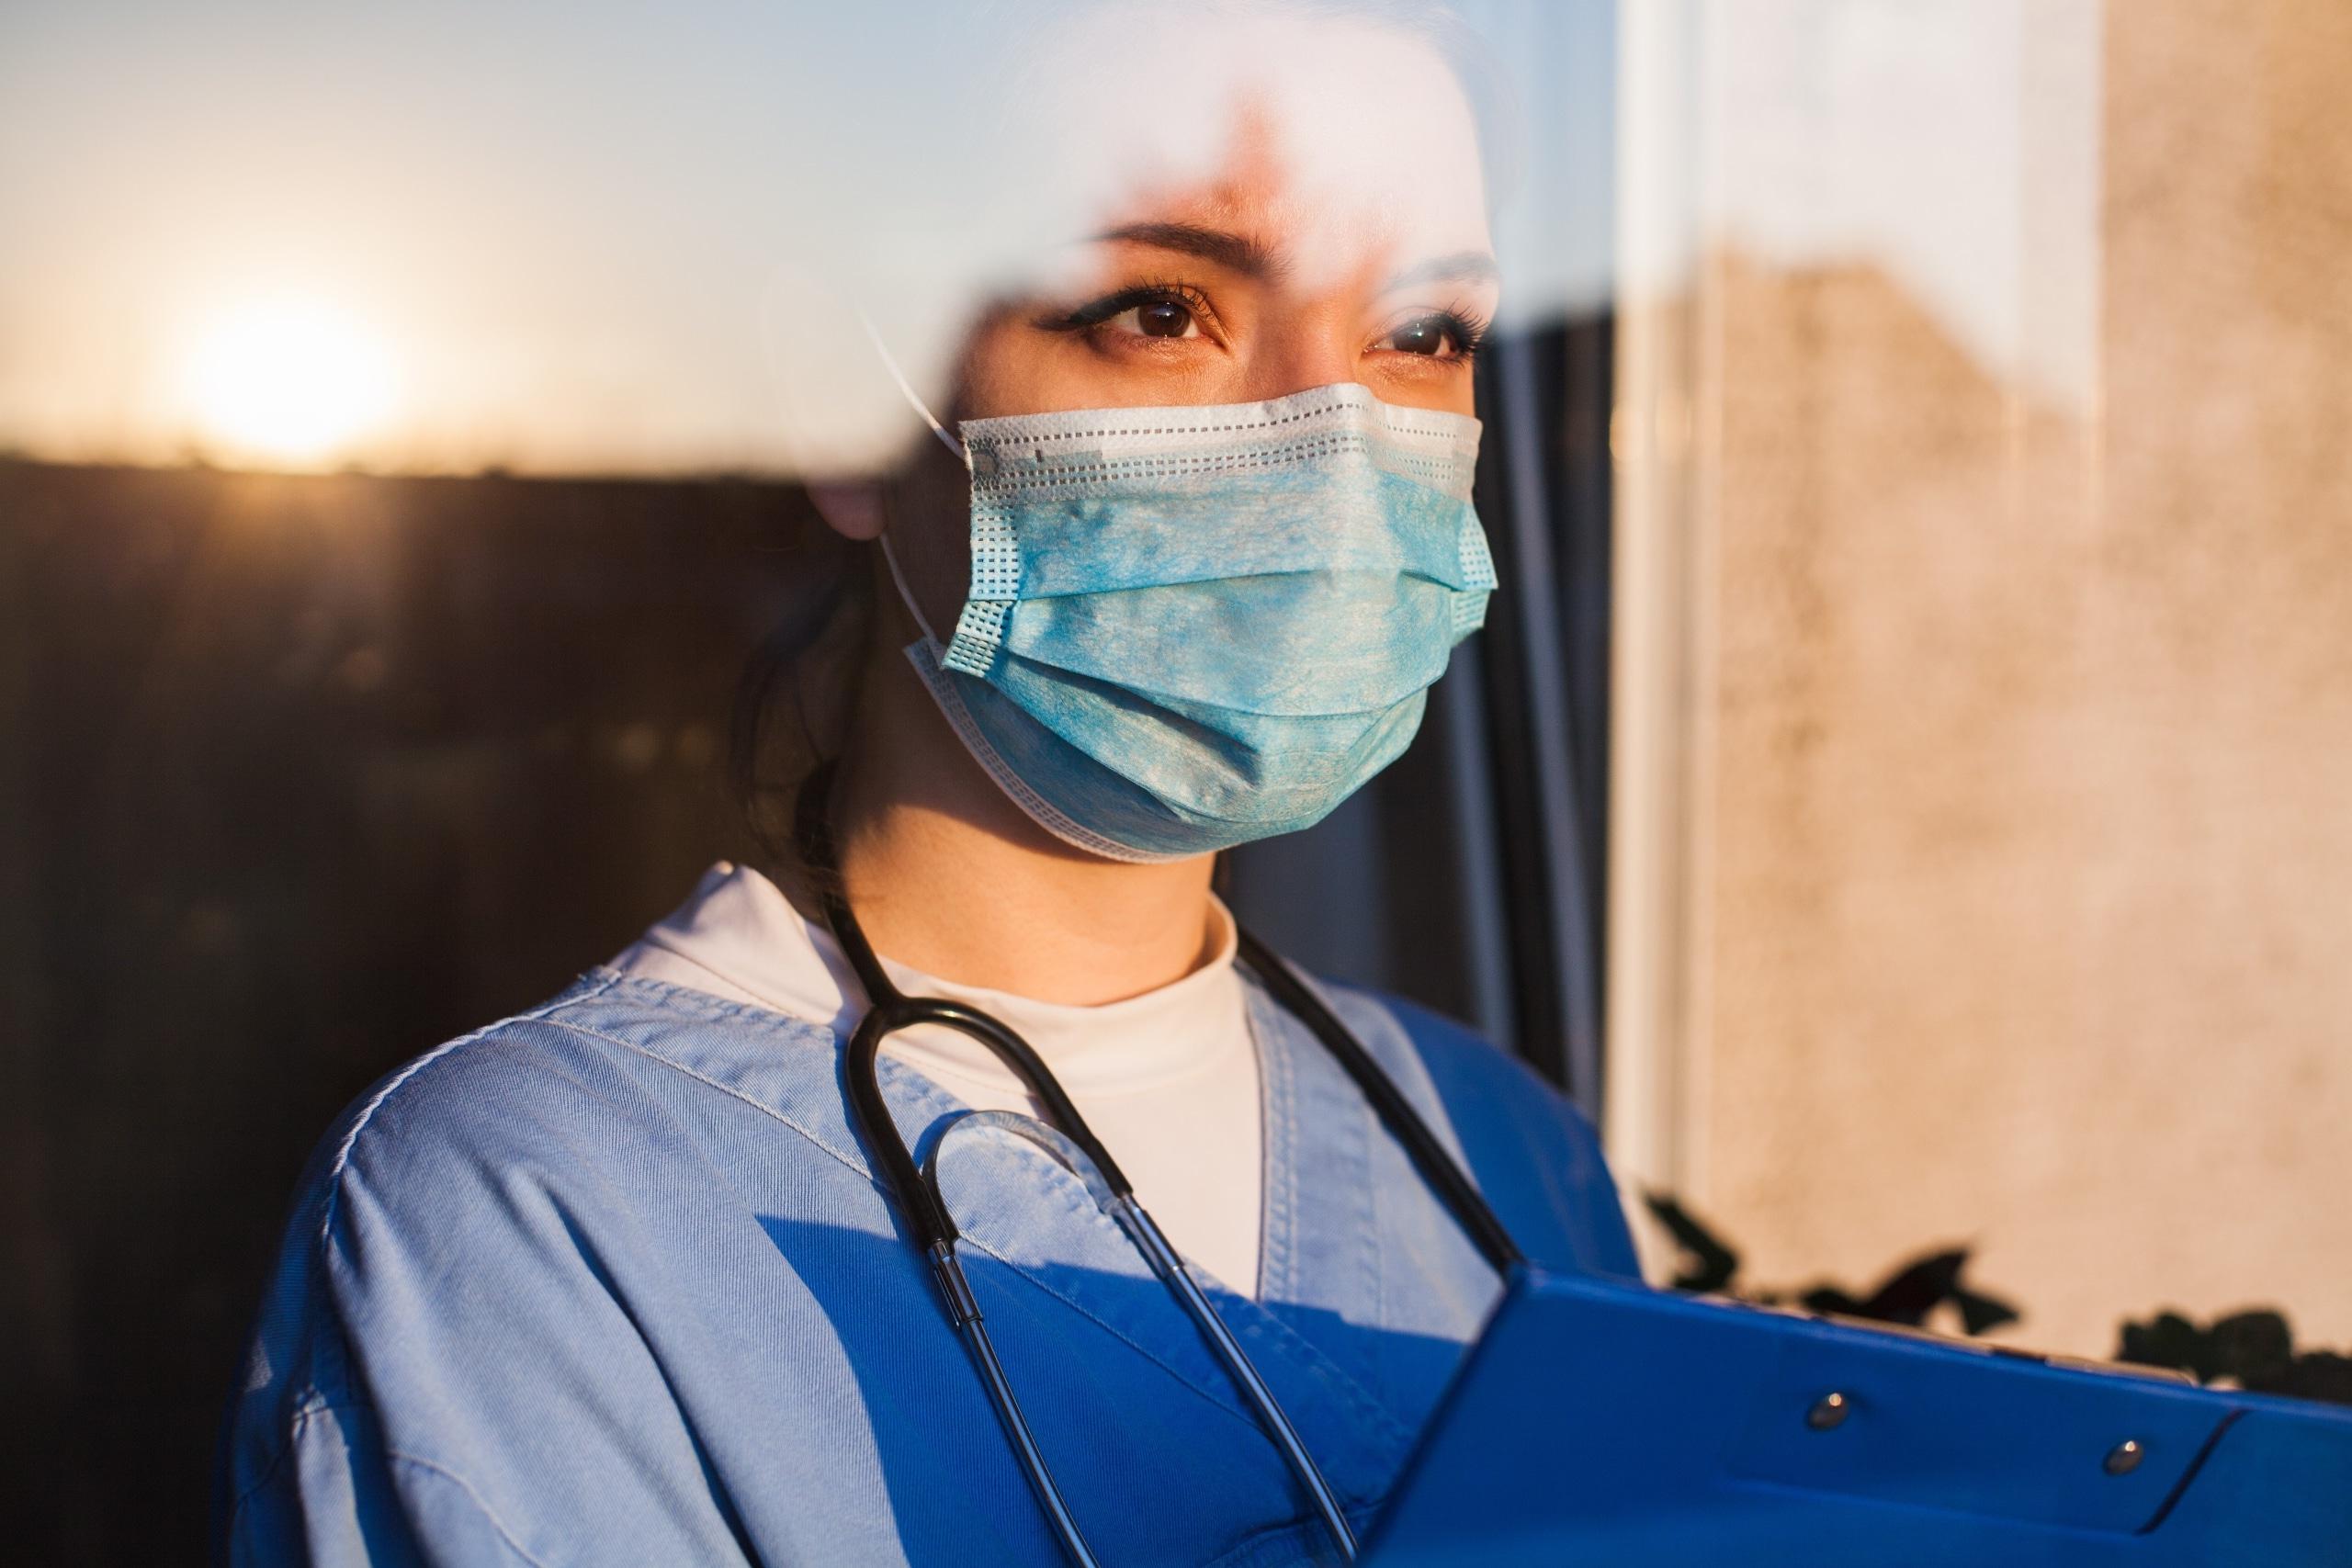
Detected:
left=1011, top=8, right=1493, bottom=292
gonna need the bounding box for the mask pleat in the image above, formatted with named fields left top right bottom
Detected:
left=910, top=384, right=1492, bottom=859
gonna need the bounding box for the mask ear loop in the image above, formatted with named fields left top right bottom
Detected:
left=859, top=309, right=967, bottom=467
left=857, top=308, right=968, bottom=649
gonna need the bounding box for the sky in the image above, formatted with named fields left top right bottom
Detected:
left=1, top=1, right=888, bottom=474
left=0, top=0, right=2096, bottom=478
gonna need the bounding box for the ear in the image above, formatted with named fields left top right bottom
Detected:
left=808, top=480, right=888, bottom=542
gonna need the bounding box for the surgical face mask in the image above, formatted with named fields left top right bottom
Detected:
left=885, top=380, right=1494, bottom=863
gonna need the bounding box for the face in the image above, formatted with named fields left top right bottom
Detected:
left=961, top=20, right=1496, bottom=425
left=832, top=13, right=1497, bottom=637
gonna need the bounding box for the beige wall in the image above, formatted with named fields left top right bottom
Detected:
left=1609, top=0, right=2352, bottom=1357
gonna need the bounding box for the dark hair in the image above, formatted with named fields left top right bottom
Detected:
left=725, top=523, right=874, bottom=876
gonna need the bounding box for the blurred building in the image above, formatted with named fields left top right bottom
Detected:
left=1608, top=0, right=2352, bottom=1355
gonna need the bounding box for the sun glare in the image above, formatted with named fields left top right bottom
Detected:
left=183, top=299, right=396, bottom=468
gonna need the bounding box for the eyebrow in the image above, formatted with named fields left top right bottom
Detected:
left=1093, top=222, right=1498, bottom=295
left=1094, top=221, right=1284, bottom=279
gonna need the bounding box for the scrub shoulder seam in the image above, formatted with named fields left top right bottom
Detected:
left=540, top=1014, right=874, bottom=1184
left=313, top=972, right=624, bottom=1256
left=576, top=964, right=843, bottom=1047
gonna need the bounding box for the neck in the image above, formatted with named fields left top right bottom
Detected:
left=821, top=634, right=1220, bottom=1007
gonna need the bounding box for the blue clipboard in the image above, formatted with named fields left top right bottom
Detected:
left=1365, top=1269, right=2352, bottom=1564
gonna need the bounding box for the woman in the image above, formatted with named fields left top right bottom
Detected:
left=219, top=5, right=1635, bottom=1562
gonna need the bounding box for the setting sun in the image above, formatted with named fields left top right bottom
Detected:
left=182, top=299, right=396, bottom=469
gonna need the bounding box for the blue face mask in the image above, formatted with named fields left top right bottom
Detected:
left=888, top=381, right=1494, bottom=862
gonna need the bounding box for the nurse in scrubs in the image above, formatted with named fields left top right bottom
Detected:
left=219, top=3, right=1637, bottom=1562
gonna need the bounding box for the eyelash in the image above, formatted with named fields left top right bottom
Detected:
left=1034, top=281, right=1216, bottom=336
left=1033, top=284, right=1490, bottom=362
left=1389, top=307, right=1490, bottom=362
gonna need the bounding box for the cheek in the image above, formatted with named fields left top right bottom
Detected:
left=955, top=322, right=1029, bottom=422
left=956, top=318, right=1095, bottom=422
left=1361, top=359, right=1480, bottom=418
left=956, top=313, right=1240, bottom=419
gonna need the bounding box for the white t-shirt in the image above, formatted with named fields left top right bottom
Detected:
left=605, top=861, right=1266, bottom=1296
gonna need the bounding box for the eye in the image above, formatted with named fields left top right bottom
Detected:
left=1033, top=283, right=1217, bottom=345
left=1376, top=310, right=1487, bottom=360
left=1107, top=293, right=1200, bottom=340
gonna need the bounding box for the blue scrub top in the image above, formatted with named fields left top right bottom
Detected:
left=218, top=964, right=1637, bottom=1565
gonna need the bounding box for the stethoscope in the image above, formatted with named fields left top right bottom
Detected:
left=796, top=767, right=1526, bottom=1565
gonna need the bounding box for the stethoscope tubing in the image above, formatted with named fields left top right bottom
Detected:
left=923, top=1231, right=1105, bottom=1567
left=930, top=1109, right=1363, bottom=1561
left=1112, top=1193, right=1361, bottom=1558
left=797, top=766, right=1521, bottom=1564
